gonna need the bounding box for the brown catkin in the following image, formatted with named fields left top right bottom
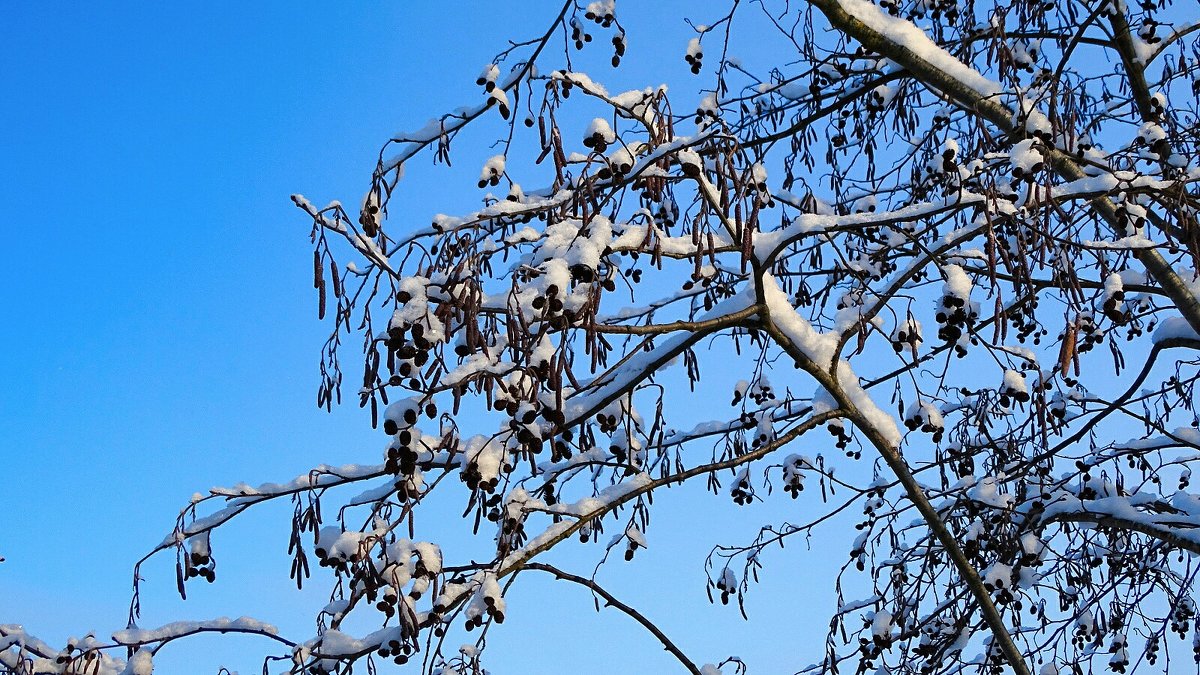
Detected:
left=314, top=250, right=323, bottom=289
left=1059, top=321, right=1076, bottom=378
left=330, top=260, right=342, bottom=297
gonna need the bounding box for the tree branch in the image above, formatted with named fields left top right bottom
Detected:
left=521, top=563, right=704, bottom=675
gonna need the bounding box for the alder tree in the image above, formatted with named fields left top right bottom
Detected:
left=8, top=0, right=1200, bottom=673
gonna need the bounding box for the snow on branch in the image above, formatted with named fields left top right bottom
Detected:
left=22, top=2, right=1200, bottom=675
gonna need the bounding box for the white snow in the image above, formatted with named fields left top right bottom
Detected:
left=982, top=563, right=1011, bottom=589
left=113, top=617, right=279, bottom=645
left=831, top=0, right=1001, bottom=97
left=1155, top=316, right=1200, bottom=343
left=871, top=609, right=894, bottom=638
left=761, top=273, right=837, bottom=367
left=121, top=649, right=153, bottom=675
left=585, top=117, right=616, bottom=144
left=941, top=264, right=972, bottom=301
left=480, top=155, right=506, bottom=183
left=1104, top=272, right=1123, bottom=299
left=1001, top=369, right=1027, bottom=395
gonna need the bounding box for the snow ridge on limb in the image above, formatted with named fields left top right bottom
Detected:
left=753, top=191, right=986, bottom=265
left=1, top=618, right=287, bottom=675
left=112, top=617, right=284, bottom=647
left=146, top=464, right=388, bottom=553
left=821, top=0, right=1003, bottom=98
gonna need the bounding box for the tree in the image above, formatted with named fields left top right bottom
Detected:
left=7, top=0, right=1200, bottom=673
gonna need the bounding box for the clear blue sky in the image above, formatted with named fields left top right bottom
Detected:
left=0, top=3, right=847, bottom=673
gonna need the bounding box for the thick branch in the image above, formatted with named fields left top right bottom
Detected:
left=757, top=278, right=1032, bottom=675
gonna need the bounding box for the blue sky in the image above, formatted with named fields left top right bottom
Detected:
left=0, top=3, right=847, bottom=673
